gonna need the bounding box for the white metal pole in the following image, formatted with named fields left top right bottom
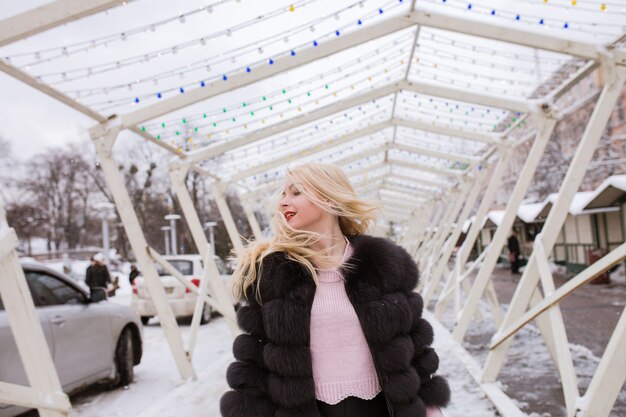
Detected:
left=89, top=118, right=196, bottom=380
left=0, top=197, right=71, bottom=416
left=161, top=226, right=170, bottom=255
left=213, top=182, right=244, bottom=253
left=578, top=304, right=626, bottom=417
left=241, top=197, right=263, bottom=241
left=452, top=113, right=557, bottom=342
left=168, top=163, right=238, bottom=338
left=102, top=215, right=109, bottom=265
left=424, top=165, right=489, bottom=304
left=481, top=65, right=626, bottom=402
left=435, top=149, right=511, bottom=321
left=165, top=214, right=181, bottom=255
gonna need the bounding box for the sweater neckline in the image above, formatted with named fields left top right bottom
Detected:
left=316, top=235, right=351, bottom=275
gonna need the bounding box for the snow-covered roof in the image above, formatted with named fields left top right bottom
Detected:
left=516, top=202, right=546, bottom=223
left=483, top=210, right=523, bottom=228
left=583, top=174, right=626, bottom=209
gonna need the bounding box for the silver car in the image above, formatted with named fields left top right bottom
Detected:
left=0, top=262, right=143, bottom=417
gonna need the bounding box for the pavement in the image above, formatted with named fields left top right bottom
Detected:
left=432, top=260, right=626, bottom=417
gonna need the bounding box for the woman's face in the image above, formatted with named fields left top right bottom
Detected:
left=279, top=182, right=327, bottom=231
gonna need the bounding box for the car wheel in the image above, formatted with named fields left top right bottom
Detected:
left=141, top=316, right=150, bottom=325
left=115, top=328, right=134, bottom=387
left=200, top=303, right=212, bottom=325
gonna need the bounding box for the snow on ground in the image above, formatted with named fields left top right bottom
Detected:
left=55, top=282, right=499, bottom=417
left=63, top=281, right=233, bottom=417
left=23, top=258, right=624, bottom=416
left=437, top=292, right=626, bottom=417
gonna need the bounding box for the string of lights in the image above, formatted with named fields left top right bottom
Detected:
left=511, top=0, right=625, bottom=14
left=32, top=0, right=324, bottom=82
left=418, top=31, right=572, bottom=65
left=212, top=99, right=393, bottom=158
left=176, top=90, right=394, bottom=152
left=33, top=0, right=402, bottom=86
left=415, top=43, right=564, bottom=76
left=215, top=111, right=392, bottom=172
left=137, top=63, right=404, bottom=145
left=409, top=65, right=532, bottom=98
left=81, top=28, right=414, bottom=111
left=422, top=0, right=624, bottom=37
left=150, top=66, right=402, bottom=143
left=230, top=128, right=390, bottom=175
left=5, top=0, right=242, bottom=64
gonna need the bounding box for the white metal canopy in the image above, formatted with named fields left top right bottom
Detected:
left=1, top=1, right=626, bottom=417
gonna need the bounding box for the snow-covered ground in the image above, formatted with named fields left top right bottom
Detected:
left=62, top=307, right=499, bottom=417
left=19, top=257, right=624, bottom=417
left=27, top=264, right=499, bottom=417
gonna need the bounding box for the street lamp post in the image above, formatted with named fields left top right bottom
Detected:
left=94, top=202, right=115, bottom=267
left=161, top=226, right=171, bottom=255
left=203, top=221, right=217, bottom=257
left=164, top=214, right=181, bottom=255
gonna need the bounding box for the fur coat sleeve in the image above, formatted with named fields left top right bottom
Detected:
left=219, top=281, right=278, bottom=417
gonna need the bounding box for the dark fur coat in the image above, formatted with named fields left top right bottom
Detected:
left=220, top=234, right=450, bottom=417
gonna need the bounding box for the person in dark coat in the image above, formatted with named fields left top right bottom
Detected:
left=85, top=252, right=111, bottom=292
left=129, top=264, right=140, bottom=285
left=507, top=231, right=521, bottom=274
left=220, top=162, right=450, bottom=417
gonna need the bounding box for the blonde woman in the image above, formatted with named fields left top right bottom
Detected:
left=220, top=162, right=449, bottom=417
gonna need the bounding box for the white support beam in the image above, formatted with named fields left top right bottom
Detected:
left=334, top=144, right=388, bottom=168
left=481, top=67, right=626, bottom=394
left=393, top=117, right=500, bottom=145
left=122, top=16, right=414, bottom=128
left=0, top=62, right=181, bottom=156
left=388, top=172, right=450, bottom=189
left=379, top=188, right=427, bottom=204
left=380, top=197, right=422, bottom=211
left=451, top=113, right=557, bottom=343
left=213, top=182, right=245, bottom=253
left=168, top=162, right=238, bottom=336
left=409, top=9, right=601, bottom=61
left=89, top=117, right=196, bottom=380
left=347, top=161, right=389, bottom=179
left=228, top=120, right=392, bottom=182
left=579, top=304, right=626, bottom=417
left=241, top=196, right=264, bottom=240
left=491, top=241, right=626, bottom=349
left=239, top=152, right=387, bottom=203
left=190, top=82, right=397, bottom=164
left=399, top=80, right=535, bottom=114
left=424, top=166, right=488, bottom=304
left=388, top=158, right=464, bottom=178
left=386, top=176, right=443, bottom=194
left=0, top=229, right=71, bottom=417
left=383, top=182, right=433, bottom=197
left=436, top=147, right=512, bottom=317
left=390, top=142, right=480, bottom=165
left=0, top=0, right=124, bottom=47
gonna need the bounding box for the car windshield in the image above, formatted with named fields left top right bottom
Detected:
left=156, top=260, right=193, bottom=276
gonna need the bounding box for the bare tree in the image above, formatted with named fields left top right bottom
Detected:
left=19, top=147, right=94, bottom=250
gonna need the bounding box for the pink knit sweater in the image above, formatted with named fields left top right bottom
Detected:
left=309, top=237, right=382, bottom=404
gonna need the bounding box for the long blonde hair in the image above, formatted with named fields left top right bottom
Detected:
left=230, top=162, right=382, bottom=303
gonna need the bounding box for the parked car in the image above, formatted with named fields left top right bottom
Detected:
left=131, top=254, right=234, bottom=325
left=0, top=261, right=143, bottom=417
